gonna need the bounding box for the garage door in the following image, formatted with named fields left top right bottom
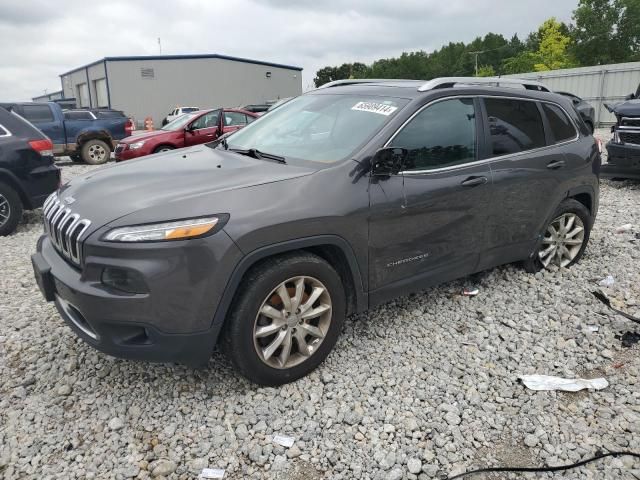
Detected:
left=94, top=78, right=108, bottom=108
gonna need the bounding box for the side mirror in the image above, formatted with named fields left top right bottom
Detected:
left=371, top=147, right=407, bottom=176
left=625, top=93, right=636, bottom=101
left=572, top=98, right=580, bottom=105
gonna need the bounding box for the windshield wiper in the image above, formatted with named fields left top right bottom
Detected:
left=229, top=148, right=286, bottom=164
left=209, top=133, right=230, bottom=150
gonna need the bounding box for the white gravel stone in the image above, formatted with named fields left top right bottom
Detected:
left=108, top=417, right=124, bottom=431
left=1, top=155, right=639, bottom=479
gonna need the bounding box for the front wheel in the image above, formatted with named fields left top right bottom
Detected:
left=222, top=252, right=345, bottom=386
left=523, top=199, right=592, bottom=272
left=81, top=139, right=111, bottom=165
left=153, top=145, right=175, bottom=154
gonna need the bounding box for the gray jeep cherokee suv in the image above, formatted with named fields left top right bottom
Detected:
left=32, top=77, right=600, bottom=385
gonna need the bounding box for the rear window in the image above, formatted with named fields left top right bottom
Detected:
left=64, top=111, right=93, bottom=120
left=484, top=98, right=546, bottom=156
left=542, top=103, right=577, bottom=143
left=21, top=104, right=55, bottom=123
left=95, top=110, right=125, bottom=119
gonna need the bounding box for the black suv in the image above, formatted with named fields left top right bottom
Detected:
left=32, top=78, right=600, bottom=385
left=0, top=107, right=60, bottom=236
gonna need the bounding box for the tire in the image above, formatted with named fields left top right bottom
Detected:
left=222, top=252, right=346, bottom=386
left=80, top=139, right=111, bottom=165
left=0, top=182, right=23, bottom=236
left=523, top=199, right=592, bottom=273
left=153, top=145, right=175, bottom=154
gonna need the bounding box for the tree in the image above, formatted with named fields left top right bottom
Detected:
left=476, top=65, right=496, bottom=77
left=533, top=18, right=577, bottom=70
left=313, top=62, right=370, bottom=87
left=571, top=0, right=622, bottom=64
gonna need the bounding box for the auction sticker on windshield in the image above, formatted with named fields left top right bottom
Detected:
left=351, top=101, right=398, bottom=116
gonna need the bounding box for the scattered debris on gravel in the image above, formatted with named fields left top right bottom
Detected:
left=1, top=155, right=639, bottom=479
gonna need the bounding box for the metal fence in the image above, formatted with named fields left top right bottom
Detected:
left=505, top=62, right=640, bottom=127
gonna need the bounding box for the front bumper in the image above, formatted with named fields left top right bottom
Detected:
left=603, top=141, right=640, bottom=179
left=32, top=232, right=242, bottom=366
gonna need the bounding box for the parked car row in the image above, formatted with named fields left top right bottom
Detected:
left=31, top=77, right=601, bottom=385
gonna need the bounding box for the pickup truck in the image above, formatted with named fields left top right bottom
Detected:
left=0, top=102, right=132, bottom=164
left=603, top=83, right=640, bottom=179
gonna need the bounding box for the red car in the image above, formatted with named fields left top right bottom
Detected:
left=114, top=108, right=258, bottom=161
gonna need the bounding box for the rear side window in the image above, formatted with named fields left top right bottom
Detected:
left=389, top=97, right=476, bottom=171
left=542, top=103, right=577, bottom=143
left=21, top=104, right=55, bottom=123
left=484, top=98, right=545, bottom=156
left=0, top=123, right=9, bottom=137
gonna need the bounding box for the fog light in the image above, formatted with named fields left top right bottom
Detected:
left=101, top=267, right=148, bottom=294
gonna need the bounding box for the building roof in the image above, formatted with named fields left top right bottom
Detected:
left=60, top=54, right=303, bottom=77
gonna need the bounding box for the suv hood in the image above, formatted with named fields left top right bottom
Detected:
left=57, top=145, right=316, bottom=230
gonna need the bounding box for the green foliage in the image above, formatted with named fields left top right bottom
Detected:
left=533, top=18, right=577, bottom=70
left=476, top=65, right=496, bottom=77
left=312, top=0, right=640, bottom=87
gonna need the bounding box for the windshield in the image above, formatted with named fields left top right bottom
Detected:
left=225, top=94, right=409, bottom=163
left=182, top=107, right=199, bottom=113
left=162, top=113, right=198, bottom=131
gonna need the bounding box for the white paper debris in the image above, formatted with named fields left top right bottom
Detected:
left=519, top=374, right=608, bottom=392
left=586, top=325, right=599, bottom=332
left=462, top=287, right=479, bottom=296
left=598, top=275, right=615, bottom=287
left=273, top=434, right=295, bottom=448
left=615, top=224, right=633, bottom=234
left=199, top=468, right=225, bottom=479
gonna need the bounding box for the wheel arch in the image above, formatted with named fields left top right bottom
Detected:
left=212, top=235, right=368, bottom=331
left=153, top=144, right=176, bottom=153
left=0, top=169, right=30, bottom=209
left=566, top=186, right=595, bottom=216
left=76, top=130, right=113, bottom=148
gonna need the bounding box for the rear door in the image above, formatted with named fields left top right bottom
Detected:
left=479, top=96, right=576, bottom=268
left=222, top=111, right=249, bottom=135
left=369, top=96, right=493, bottom=295
left=184, top=110, right=220, bottom=147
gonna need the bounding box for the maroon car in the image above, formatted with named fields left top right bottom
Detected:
left=115, top=108, right=258, bottom=161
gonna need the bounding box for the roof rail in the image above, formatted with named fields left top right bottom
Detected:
left=317, top=79, right=413, bottom=89
left=418, top=77, right=550, bottom=92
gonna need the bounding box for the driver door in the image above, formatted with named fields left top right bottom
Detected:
left=184, top=110, right=220, bottom=147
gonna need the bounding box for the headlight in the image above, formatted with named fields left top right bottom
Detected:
left=129, top=140, right=146, bottom=150
left=103, top=216, right=220, bottom=242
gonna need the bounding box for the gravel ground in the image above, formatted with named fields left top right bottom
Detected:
left=1, top=151, right=639, bottom=480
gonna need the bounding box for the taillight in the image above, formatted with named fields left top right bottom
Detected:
left=596, top=138, right=603, bottom=154
left=125, top=118, right=134, bottom=134
left=29, top=139, right=53, bottom=156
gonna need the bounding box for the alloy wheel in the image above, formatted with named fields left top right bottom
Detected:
left=88, top=144, right=106, bottom=162
left=538, top=213, right=585, bottom=268
left=0, top=193, right=10, bottom=228
left=253, top=276, right=332, bottom=369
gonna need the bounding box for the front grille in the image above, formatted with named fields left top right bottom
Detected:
left=42, top=194, right=92, bottom=266
left=621, top=117, right=640, bottom=128
left=619, top=131, right=640, bottom=145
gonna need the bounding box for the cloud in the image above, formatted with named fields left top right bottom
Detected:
left=0, top=0, right=576, bottom=100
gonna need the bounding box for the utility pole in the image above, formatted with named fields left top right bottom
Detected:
left=158, top=37, right=162, bottom=55
left=468, top=50, right=486, bottom=76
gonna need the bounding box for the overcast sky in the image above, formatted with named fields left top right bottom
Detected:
left=2, top=0, right=576, bottom=101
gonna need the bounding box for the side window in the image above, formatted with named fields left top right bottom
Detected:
left=21, top=105, right=55, bottom=123
left=484, top=98, right=545, bottom=156
left=64, top=111, right=93, bottom=120
left=542, top=103, right=577, bottom=143
left=246, top=115, right=256, bottom=124
left=224, top=111, right=248, bottom=127
left=191, top=111, right=219, bottom=130
left=389, top=98, right=476, bottom=171
left=0, top=123, right=9, bottom=137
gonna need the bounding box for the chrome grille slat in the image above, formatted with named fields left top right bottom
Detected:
left=42, top=195, right=92, bottom=267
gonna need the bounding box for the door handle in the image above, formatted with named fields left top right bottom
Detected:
left=460, top=176, right=488, bottom=187
left=546, top=160, right=566, bottom=170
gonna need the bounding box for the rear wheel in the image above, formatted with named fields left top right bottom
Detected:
left=222, top=252, right=345, bottom=385
left=81, top=139, right=111, bottom=165
left=0, top=182, right=23, bottom=236
left=523, top=199, right=591, bottom=272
